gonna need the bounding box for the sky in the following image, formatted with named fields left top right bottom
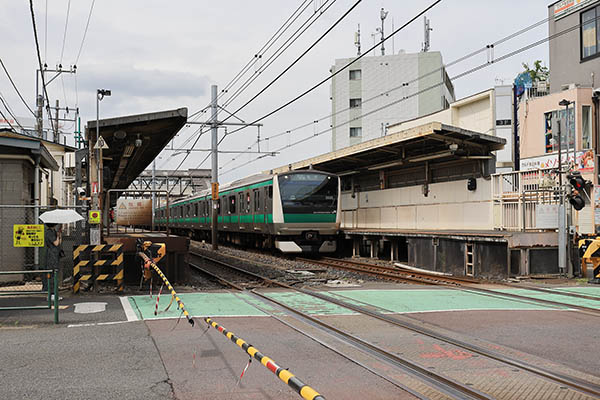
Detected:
left=0, top=0, right=553, bottom=182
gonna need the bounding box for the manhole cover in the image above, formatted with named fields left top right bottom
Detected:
left=74, top=302, right=108, bottom=314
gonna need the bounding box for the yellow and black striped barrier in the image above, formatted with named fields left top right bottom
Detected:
left=204, top=317, right=325, bottom=400
left=579, top=237, right=600, bottom=281
left=73, top=244, right=124, bottom=293
left=138, top=252, right=195, bottom=326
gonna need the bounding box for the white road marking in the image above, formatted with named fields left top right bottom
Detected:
left=120, top=296, right=139, bottom=321
left=73, top=302, right=108, bottom=314
left=68, top=320, right=129, bottom=328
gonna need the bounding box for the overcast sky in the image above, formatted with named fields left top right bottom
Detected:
left=1, top=0, right=553, bottom=181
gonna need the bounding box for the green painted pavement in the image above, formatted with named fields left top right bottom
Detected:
left=128, top=292, right=267, bottom=320
left=127, top=287, right=600, bottom=321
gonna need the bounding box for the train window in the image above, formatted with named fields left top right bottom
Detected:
left=268, top=185, right=273, bottom=199
left=246, top=192, right=251, bottom=213
left=217, top=199, right=221, bottom=215
left=238, top=193, right=244, bottom=213
left=253, top=189, right=260, bottom=212
left=229, top=196, right=236, bottom=214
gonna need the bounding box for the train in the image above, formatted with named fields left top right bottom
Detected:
left=154, top=169, right=341, bottom=253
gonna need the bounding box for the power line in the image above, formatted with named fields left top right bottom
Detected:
left=169, top=0, right=343, bottom=174
left=0, top=57, right=36, bottom=116
left=59, top=0, right=72, bottom=64
left=75, top=0, right=96, bottom=65
left=220, top=15, right=582, bottom=178
left=220, top=0, right=336, bottom=109
left=0, top=92, right=26, bottom=132
left=29, top=0, right=56, bottom=135
left=224, top=13, right=552, bottom=164
left=212, top=0, right=443, bottom=169
left=220, top=0, right=362, bottom=128
left=0, top=103, right=18, bottom=132
left=172, top=0, right=327, bottom=166
left=217, top=0, right=313, bottom=104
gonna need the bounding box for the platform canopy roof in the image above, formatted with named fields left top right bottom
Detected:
left=268, top=122, right=506, bottom=175
left=87, top=108, right=187, bottom=191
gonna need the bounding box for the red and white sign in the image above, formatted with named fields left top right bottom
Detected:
left=92, top=182, right=98, bottom=194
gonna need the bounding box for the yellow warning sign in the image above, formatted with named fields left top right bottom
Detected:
left=89, top=210, right=101, bottom=224
left=13, top=224, right=44, bottom=247
left=211, top=183, right=219, bottom=200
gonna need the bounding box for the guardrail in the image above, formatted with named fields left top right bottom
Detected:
left=0, top=269, right=59, bottom=323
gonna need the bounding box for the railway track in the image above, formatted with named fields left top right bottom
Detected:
left=297, top=256, right=600, bottom=316
left=189, top=249, right=600, bottom=400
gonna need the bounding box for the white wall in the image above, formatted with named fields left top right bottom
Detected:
left=341, top=178, right=493, bottom=231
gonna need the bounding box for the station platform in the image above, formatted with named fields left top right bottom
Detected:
left=1, top=283, right=599, bottom=399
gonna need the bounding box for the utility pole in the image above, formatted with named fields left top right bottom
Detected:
left=555, top=116, right=567, bottom=276
left=35, top=65, right=77, bottom=140
left=184, top=85, right=264, bottom=251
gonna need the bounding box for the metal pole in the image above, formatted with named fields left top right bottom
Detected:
left=34, top=155, right=40, bottom=269
left=557, top=117, right=566, bottom=275
left=54, top=99, right=59, bottom=143
left=211, top=85, right=218, bottom=251
left=380, top=8, right=386, bottom=56
left=152, top=160, right=156, bottom=231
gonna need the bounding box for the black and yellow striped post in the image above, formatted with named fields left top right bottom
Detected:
left=73, top=244, right=124, bottom=293
left=138, top=252, right=194, bottom=326
left=580, top=238, right=600, bottom=281
left=204, top=317, right=325, bottom=400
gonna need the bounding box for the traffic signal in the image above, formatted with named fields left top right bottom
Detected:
left=567, top=171, right=592, bottom=211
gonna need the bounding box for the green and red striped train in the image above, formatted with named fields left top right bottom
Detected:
left=155, top=170, right=340, bottom=253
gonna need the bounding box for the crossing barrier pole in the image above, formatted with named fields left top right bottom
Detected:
left=137, top=252, right=194, bottom=326
left=53, top=269, right=59, bottom=324
left=204, top=317, right=325, bottom=400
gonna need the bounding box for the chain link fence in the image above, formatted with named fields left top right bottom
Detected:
left=0, top=205, right=88, bottom=288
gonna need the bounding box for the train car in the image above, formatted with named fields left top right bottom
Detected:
left=155, top=169, right=340, bottom=253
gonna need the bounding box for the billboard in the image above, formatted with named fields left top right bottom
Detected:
left=116, top=198, right=152, bottom=226
left=520, top=150, right=595, bottom=173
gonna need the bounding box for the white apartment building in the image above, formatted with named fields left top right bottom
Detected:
left=330, top=51, right=455, bottom=150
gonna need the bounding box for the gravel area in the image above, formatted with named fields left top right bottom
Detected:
left=188, top=241, right=399, bottom=290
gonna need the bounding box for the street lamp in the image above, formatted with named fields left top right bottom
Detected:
left=93, top=89, right=110, bottom=245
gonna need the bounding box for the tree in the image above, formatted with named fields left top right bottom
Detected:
left=522, top=60, right=549, bottom=83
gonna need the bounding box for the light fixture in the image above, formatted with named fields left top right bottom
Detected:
left=408, top=151, right=453, bottom=162
left=135, top=134, right=142, bottom=148
left=367, top=160, right=404, bottom=170
left=449, top=143, right=459, bottom=152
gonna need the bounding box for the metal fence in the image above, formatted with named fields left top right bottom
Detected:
left=492, top=168, right=561, bottom=231
left=0, top=205, right=88, bottom=286
left=0, top=269, right=59, bottom=323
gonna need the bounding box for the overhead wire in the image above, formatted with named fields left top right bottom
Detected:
left=0, top=92, right=27, bottom=132
left=220, top=15, right=580, bottom=178
left=220, top=0, right=336, bottom=109
left=190, top=0, right=366, bottom=172
left=74, top=0, right=96, bottom=65
left=168, top=0, right=341, bottom=173
left=29, top=0, right=56, bottom=135
left=204, top=0, right=443, bottom=173
left=216, top=0, right=313, bottom=104
left=0, top=57, right=36, bottom=117
left=59, top=0, right=72, bottom=64
left=220, top=13, right=552, bottom=169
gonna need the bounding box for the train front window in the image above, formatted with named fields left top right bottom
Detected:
left=278, top=173, right=338, bottom=214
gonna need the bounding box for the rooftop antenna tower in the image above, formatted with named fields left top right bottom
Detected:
left=380, top=8, right=389, bottom=56
left=422, top=16, right=432, bottom=52
left=354, top=24, right=361, bottom=56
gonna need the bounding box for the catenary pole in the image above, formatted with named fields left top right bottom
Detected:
left=211, top=85, right=218, bottom=251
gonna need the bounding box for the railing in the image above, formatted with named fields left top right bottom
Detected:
left=492, top=168, right=561, bottom=231
left=0, top=269, right=60, bottom=323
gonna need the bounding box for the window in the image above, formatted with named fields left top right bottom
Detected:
left=246, top=192, right=251, bottom=213
left=229, top=196, right=236, bottom=214
left=238, top=193, right=244, bottom=213
left=582, top=105, right=592, bottom=149
left=268, top=186, right=273, bottom=199
left=349, top=98, right=362, bottom=108
left=253, top=189, right=260, bottom=212
left=349, top=69, right=361, bottom=80
left=543, top=107, right=575, bottom=153
left=349, top=127, right=362, bottom=138
left=582, top=7, right=599, bottom=59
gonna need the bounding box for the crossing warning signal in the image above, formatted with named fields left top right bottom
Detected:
left=567, top=171, right=592, bottom=211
